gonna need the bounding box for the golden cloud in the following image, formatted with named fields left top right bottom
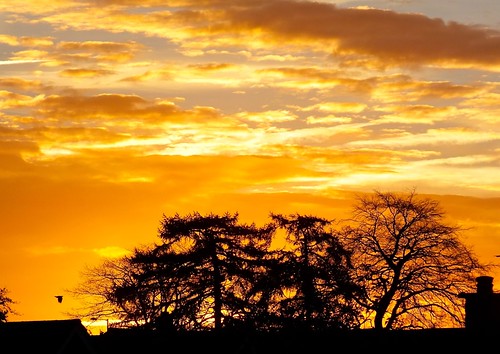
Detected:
left=35, top=93, right=178, bottom=121
left=0, top=35, right=20, bottom=46
left=257, top=67, right=376, bottom=93
left=10, top=49, right=49, bottom=62
left=187, top=62, right=236, bottom=72
left=225, top=1, right=500, bottom=69
left=0, top=90, right=45, bottom=109
left=0, top=0, right=78, bottom=14
left=121, top=68, right=175, bottom=82
left=301, top=102, right=367, bottom=114
left=59, top=68, right=115, bottom=78
left=19, top=36, right=54, bottom=47
left=372, top=76, right=488, bottom=102
left=376, top=105, right=458, bottom=124
left=6, top=0, right=500, bottom=71
left=235, top=109, right=297, bottom=124
left=56, top=40, right=143, bottom=63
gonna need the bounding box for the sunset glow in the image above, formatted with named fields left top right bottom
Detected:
left=1, top=0, right=500, bottom=325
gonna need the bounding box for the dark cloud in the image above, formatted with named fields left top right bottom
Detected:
left=225, top=1, right=500, bottom=67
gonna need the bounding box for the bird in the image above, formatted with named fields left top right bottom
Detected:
left=54, top=295, right=63, bottom=303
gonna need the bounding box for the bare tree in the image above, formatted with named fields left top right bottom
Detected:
left=339, top=190, right=490, bottom=329
left=68, top=256, right=170, bottom=329
left=0, top=287, right=16, bottom=323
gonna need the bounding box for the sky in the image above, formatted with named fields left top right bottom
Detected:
left=1, top=0, right=500, bottom=326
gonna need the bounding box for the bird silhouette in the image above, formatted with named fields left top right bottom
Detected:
left=55, top=295, right=63, bottom=303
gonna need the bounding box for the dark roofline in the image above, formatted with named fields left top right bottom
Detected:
left=0, top=319, right=97, bottom=354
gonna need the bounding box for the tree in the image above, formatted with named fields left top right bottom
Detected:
left=339, top=190, right=489, bottom=330
left=0, top=287, right=16, bottom=323
left=262, top=213, right=362, bottom=330
left=68, top=255, right=172, bottom=329
left=131, top=211, right=275, bottom=332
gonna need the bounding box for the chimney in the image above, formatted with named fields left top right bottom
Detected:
left=459, top=275, right=500, bottom=331
left=476, top=276, right=493, bottom=295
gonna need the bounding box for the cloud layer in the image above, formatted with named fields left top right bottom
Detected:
left=1, top=0, right=500, bottom=321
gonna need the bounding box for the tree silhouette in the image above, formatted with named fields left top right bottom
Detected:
left=261, top=213, right=361, bottom=330
left=131, top=211, right=275, bottom=332
left=69, top=195, right=491, bottom=331
left=338, top=190, right=489, bottom=330
left=0, top=287, right=16, bottom=323
left=69, top=256, right=171, bottom=329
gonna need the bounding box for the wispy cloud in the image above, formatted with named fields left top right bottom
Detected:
left=0, top=59, right=46, bottom=65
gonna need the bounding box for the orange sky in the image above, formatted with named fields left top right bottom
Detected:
left=1, top=0, right=500, bottom=325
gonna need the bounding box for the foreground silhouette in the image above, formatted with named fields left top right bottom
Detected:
left=2, top=319, right=499, bottom=354
left=2, top=276, right=500, bottom=353
left=69, top=191, right=490, bottom=331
